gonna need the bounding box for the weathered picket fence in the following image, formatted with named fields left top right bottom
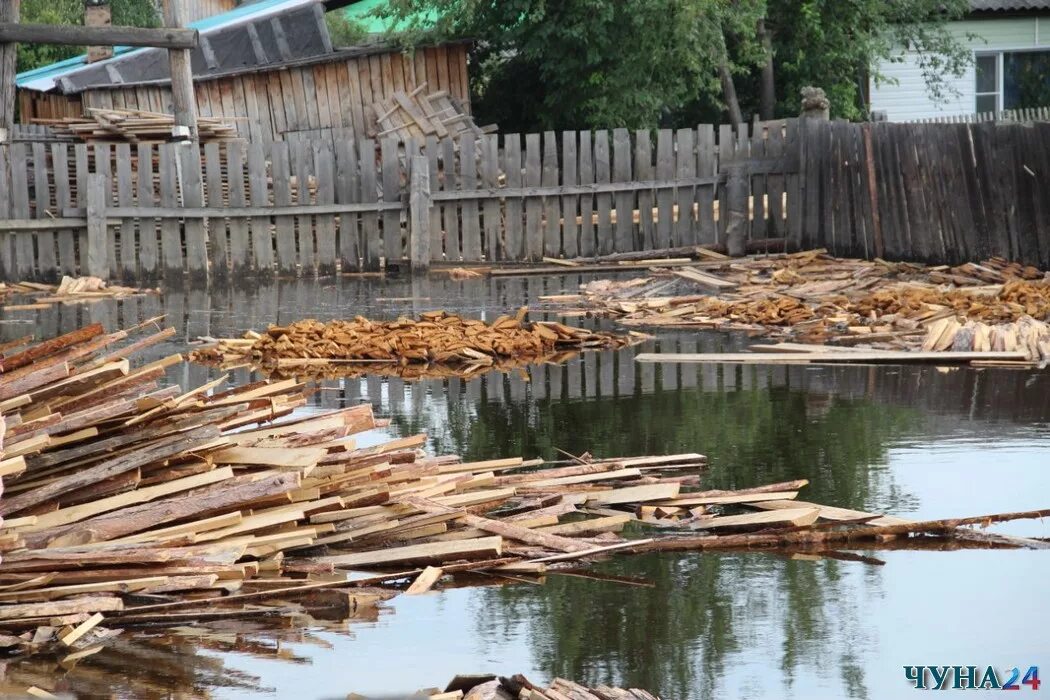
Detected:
left=0, top=120, right=798, bottom=282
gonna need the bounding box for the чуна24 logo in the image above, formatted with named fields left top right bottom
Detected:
left=904, top=666, right=1040, bottom=690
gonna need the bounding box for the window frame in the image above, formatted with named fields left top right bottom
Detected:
left=974, top=50, right=1003, bottom=114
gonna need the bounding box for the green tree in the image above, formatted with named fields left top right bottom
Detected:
left=17, top=0, right=160, bottom=73
left=375, top=0, right=971, bottom=127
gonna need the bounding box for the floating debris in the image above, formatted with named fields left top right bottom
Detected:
left=1, top=276, right=157, bottom=310
left=546, top=250, right=1050, bottom=354
left=354, top=672, right=661, bottom=699
left=191, top=309, right=647, bottom=378
left=2, top=322, right=1047, bottom=664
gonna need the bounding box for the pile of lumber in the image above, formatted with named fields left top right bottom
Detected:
left=191, top=309, right=645, bottom=377
left=0, top=276, right=156, bottom=311
left=547, top=250, right=1050, bottom=355
left=372, top=673, right=660, bottom=700
left=373, top=84, right=493, bottom=142
left=2, top=322, right=1047, bottom=665
left=35, top=108, right=237, bottom=144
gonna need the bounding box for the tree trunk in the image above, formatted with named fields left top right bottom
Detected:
left=0, top=0, right=20, bottom=137
left=719, top=61, right=744, bottom=126
left=718, top=29, right=744, bottom=126
left=758, top=19, right=775, bottom=120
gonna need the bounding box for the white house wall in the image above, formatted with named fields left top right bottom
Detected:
left=870, top=17, right=1050, bottom=121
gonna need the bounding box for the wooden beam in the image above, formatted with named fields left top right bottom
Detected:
left=0, top=0, right=20, bottom=137
left=160, top=0, right=198, bottom=141
left=0, top=23, right=198, bottom=49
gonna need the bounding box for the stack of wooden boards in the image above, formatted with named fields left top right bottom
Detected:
left=0, top=276, right=156, bottom=311
left=191, top=309, right=645, bottom=378
left=549, top=250, right=1050, bottom=355
left=34, top=108, right=238, bottom=144
left=381, top=673, right=660, bottom=700
left=373, top=84, right=492, bottom=142
left=2, top=321, right=1048, bottom=665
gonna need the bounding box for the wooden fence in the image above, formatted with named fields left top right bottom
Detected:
left=795, top=119, right=1050, bottom=268
left=0, top=120, right=798, bottom=282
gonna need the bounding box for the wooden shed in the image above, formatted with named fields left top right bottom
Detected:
left=15, top=0, right=471, bottom=143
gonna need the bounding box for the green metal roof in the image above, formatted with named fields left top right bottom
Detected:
left=342, top=0, right=439, bottom=34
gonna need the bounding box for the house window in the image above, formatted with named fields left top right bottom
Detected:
left=976, top=50, right=1050, bottom=113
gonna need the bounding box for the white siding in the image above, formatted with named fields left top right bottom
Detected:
left=870, top=17, right=1050, bottom=121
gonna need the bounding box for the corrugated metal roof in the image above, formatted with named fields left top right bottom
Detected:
left=970, top=0, right=1050, bottom=11
left=16, top=0, right=323, bottom=91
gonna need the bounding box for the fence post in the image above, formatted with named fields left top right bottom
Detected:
left=86, top=173, right=110, bottom=279
left=724, top=164, right=749, bottom=257
left=409, top=155, right=431, bottom=271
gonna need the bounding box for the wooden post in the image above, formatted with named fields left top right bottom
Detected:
left=85, top=0, right=114, bottom=64
left=862, top=123, right=884, bottom=259
left=86, top=173, right=110, bottom=279
left=409, top=155, right=431, bottom=271
left=160, top=0, right=198, bottom=142
left=724, top=164, right=749, bottom=257
left=0, top=0, right=20, bottom=140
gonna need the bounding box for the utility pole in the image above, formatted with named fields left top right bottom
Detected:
left=0, top=0, right=21, bottom=141
left=160, top=0, right=199, bottom=142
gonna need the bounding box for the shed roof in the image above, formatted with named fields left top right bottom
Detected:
left=969, top=0, right=1050, bottom=10
left=17, top=0, right=328, bottom=93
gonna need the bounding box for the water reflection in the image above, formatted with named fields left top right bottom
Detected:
left=1, top=275, right=1048, bottom=700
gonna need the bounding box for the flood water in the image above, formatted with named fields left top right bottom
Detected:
left=2, top=273, right=1048, bottom=700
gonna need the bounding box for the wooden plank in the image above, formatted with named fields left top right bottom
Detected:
left=156, top=145, right=182, bottom=277
left=612, top=128, right=633, bottom=253
left=560, top=131, right=579, bottom=258
left=319, top=536, right=503, bottom=568
left=203, top=142, right=228, bottom=280
left=177, top=145, right=208, bottom=282
left=334, top=139, right=359, bottom=272
left=585, top=483, right=680, bottom=505
left=696, top=123, right=717, bottom=243
left=717, top=124, right=734, bottom=240
left=0, top=145, right=13, bottom=280
left=49, top=143, right=77, bottom=276
left=460, top=133, right=481, bottom=261
left=577, top=131, right=594, bottom=257
left=270, top=141, right=297, bottom=275
left=634, top=130, right=655, bottom=249
left=31, top=142, right=58, bottom=280
left=224, top=140, right=250, bottom=275
left=541, top=131, right=561, bottom=257
left=691, top=507, right=819, bottom=531
left=655, top=129, right=673, bottom=249
left=359, top=138, right=380, bottom=270
left=634, top=351, right=1028, bottom=364
left=246, top=141, right=274, bottom=275
left=381, top=137, right=402, bottom=264
left=593, top=130, right=612, bottom=255
left=110, top=143, right=135, bottom=281
left=675, top=127, right=696, bottom=245
left=314, top=142, right=338, bottom=276
left=766, top=121, right=786, bottom=236
left=523, top=133, right=543, bottom=261
left=750, top=124, right=768, bottom=239
left=9, top=144, right=35, bottom=279
left=502, top=134, right=523, bottom=260
left=651, top=491, right=800, bottom=507
left=480, top=134, right=500, bottom=262
left=750, top=499, right=908, bottom=527
left=291, top=139, right=315, bottom=274
left=73, top=144, right=90, bottom=273
left=424, top=135, right=442, bottom=261
left=404, top=565, right=444, bottom=595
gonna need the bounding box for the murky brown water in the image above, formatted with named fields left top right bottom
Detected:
left=2, top=273, right=1048, bottom=699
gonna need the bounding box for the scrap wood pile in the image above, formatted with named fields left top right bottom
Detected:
left=548, top=250, right=1050, bottom=364
left=34, top=108, right=237, bottom=143
left=372, top=84, right=492, bottom=142
left=358, top=672, right=660, bottom=700
left=191, top=309, right=645, bottom=379
left=0, top=276, right=156, bottom=311
left=2, top=322, right=1047, bottom=665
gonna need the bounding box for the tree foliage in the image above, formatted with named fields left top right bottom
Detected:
left=375, top=0, right=971, bottom=129
left=17, top=0, right=160, bottom=73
